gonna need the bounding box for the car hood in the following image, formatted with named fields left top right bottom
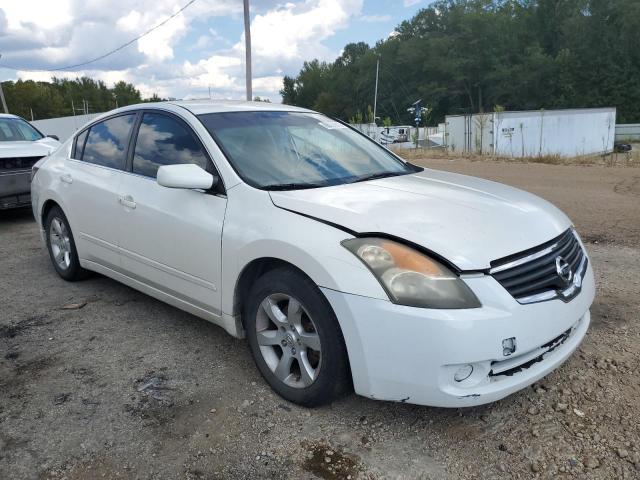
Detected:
left=269, top=169, right=572, bottom=271
left=0, top=138, right=61, bottom=158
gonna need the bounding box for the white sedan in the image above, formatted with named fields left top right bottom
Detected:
left=0, top=114, right=60, bottom=209
left=31, top=101, right=595, bottom=407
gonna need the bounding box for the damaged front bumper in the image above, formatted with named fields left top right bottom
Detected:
left=0, top=169, right=31, bottom=209
left=321, top=262, right=595, bottom=408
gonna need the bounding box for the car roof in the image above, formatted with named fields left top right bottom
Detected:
left=154, top=100, right=314, bottom=115
left=0, top=113, right=20, bottom=119
left=72, top=100, right=320, bottom=137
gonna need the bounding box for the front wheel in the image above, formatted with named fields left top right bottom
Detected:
left=244, top=267, right=351, bottom=407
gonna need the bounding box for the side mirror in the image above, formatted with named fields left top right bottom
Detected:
left=46, top=134, right=60, bottom=141
left=157, top=164, right=217, bottom=190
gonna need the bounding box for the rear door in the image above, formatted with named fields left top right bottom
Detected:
left=62, top=113, right=136, bottom=270
left=116, top=111, right=226, bottom=315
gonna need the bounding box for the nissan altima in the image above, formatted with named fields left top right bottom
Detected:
left=30, top=101, right=595, bottom=407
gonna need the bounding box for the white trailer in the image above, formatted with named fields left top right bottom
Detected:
left=379, top=125, right=412, bottom=144
left=350, top=123, right=415, bottom=145
left=445, top=108, right=616, bottom=158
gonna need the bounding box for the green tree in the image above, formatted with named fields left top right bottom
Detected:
left=113, top=81, right=142, bottom=107
left=0, top=76, right=144, bottom=120
left=281, top=0, right=640, bottom=124
left=280, top=76, right=297, bottom=105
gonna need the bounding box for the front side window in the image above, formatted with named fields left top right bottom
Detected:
left=198, top=111, right=415, bottom=189
left=82, top=114, right=135, bottom=170
left=133, top=112, right=208, bottom=178
left=0, top=117, right=43, bottom=142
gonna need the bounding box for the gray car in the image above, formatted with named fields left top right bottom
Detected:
left=0, top=114, right=60, bottom=209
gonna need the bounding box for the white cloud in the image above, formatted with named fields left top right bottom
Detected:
left=403, top=0, right=422, bottom=6
left=2, top=0, right=72, bottom=30
left=117, top=8, right=188, bottom=62
left=189, top=29, right=231, bottom=51
left=182, top=55, right=241, bottom=90
left=231, top=0, right=362, bottom=67
left=0, top=0, right=364, bottom=102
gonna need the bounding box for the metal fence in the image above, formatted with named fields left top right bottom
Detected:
left=32, top=113, right=101, bottom=142
left=615, top=124, right=640, bottom=142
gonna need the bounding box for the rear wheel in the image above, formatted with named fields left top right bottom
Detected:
left=244, top=267, right=351, bottom=407
left=45, top=206, right=88, bottom=281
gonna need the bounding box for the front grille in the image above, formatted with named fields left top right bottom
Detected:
left=0, top=193, right=31, bottom=209
left=490, top=229, right=587, bottom=304
left=0, top=156, right=44, bottom=172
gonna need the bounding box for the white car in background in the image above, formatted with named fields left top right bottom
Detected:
left=30, top=101, right=595, bottom=408
left=0, top=114, right=60, bottom=209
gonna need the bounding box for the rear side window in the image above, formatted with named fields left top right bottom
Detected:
left=73, top=129, right=88, bottom=160
left=82, top=114, right=135, bottom=170
left=132, top=112, right=208, bottom=178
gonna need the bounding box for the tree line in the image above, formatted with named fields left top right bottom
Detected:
left=281, top=0, right=640, bottom=125
left=1, top=77, right=164, bottom=120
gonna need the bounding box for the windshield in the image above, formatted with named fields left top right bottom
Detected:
left=0, top=117, right=44, bottom=142
left=198, top=111, right=416, bottom=189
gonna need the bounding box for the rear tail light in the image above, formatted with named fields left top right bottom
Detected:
left=30, top=165, right=40, bottom=182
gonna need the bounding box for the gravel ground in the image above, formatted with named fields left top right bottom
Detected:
left=1, top=158, right=639, bottom=479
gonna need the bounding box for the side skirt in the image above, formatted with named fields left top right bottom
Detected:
left=81, top=259, right=243, bottom=338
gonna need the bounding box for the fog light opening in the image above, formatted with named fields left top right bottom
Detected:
left=502, top=337, right=517, bottom=356
left=454, top=364, right=474, bottom=382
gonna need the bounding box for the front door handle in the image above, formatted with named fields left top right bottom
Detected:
left=60, top=174, right=73, bottom=184
left=118, top=195, right=137, bottom=210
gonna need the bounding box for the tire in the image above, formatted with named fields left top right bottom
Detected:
left=244, top=267, right=351, bottom=407
left=44, top=206, right=89, bottom=281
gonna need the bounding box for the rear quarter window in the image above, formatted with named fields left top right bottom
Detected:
left=82, top=114, right=135, bottom=170
left=73, top=130, right=88, bottom=160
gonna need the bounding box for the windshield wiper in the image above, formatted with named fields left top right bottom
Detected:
left=263, top=182, right=329, bottom=191
left=347, top=171, right=406, bottom=184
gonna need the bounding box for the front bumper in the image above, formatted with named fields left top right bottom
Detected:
left=0, top=170, right=31, bottom=209
left=322, top=262, right=595, bottom=408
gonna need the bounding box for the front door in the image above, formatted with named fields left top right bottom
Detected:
left=116, top=111, right=226, bottom=315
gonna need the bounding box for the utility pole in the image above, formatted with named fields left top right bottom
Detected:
left=0, top=55, right=8, bottom=113
left=243, top=0, right=252, bottom=101
left=373, top=57, right=379, bottom=124
left=0, top=83, right=8, bottom=114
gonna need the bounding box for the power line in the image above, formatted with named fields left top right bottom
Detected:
left=0, top=0, right=197, bottom=73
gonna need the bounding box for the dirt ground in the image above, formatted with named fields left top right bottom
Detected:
left=1, top=157, right=639, bottom=479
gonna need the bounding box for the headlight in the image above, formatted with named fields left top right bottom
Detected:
left=342, top=238, right=481, bottom=309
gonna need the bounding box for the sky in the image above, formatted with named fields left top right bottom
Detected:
left=0, top=0, right=428, bottom=102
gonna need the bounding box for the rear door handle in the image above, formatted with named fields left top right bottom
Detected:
left=118, top=195, right=136, bottom=210
left=60, top=174, right=73, bottom=184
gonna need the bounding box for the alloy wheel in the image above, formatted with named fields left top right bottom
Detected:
left=255, top=293, right=322, bottom=388
left=49, top=217, right=72, bottom=270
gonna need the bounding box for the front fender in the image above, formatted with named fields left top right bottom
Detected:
left=220, top=184, right=388, bottom=317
